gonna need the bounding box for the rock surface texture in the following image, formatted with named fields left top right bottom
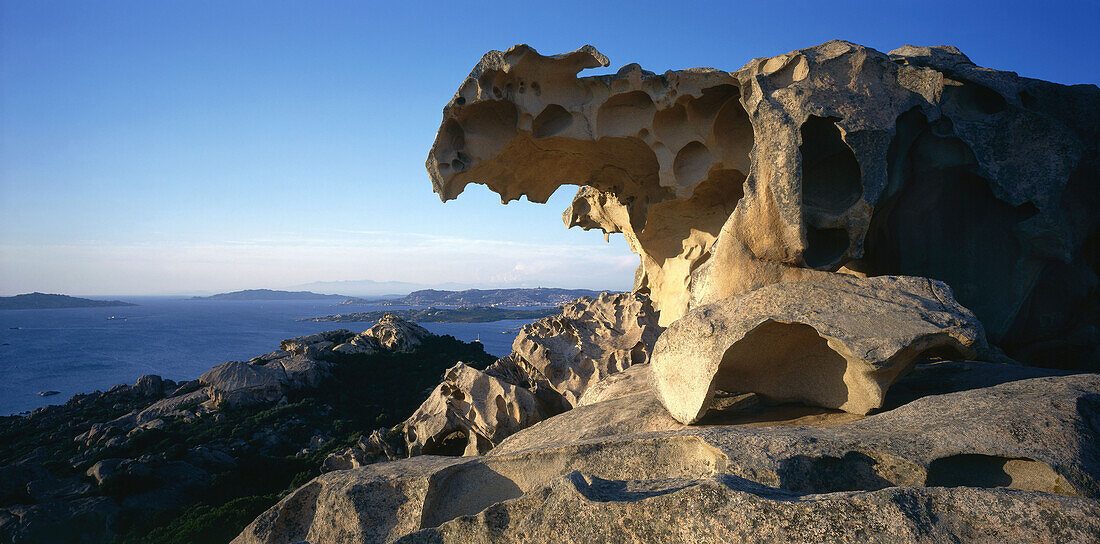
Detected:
left=234, top=364, right=1100, bottom=543
left=651, top=274, right=988, bottom=421
left=391, top=292, right=663, bottom=458
left=426, top=41, right=1100, bottom=370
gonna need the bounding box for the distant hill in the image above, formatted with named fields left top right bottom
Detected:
left=371, top=288, right=606, bottom=308
left=299, top=306, right=558, bottom=323
left=0, top=292, right=137, bottom=310
left=287, top=279, right=475, bottom=297
left=191, top=289, right=348, bottom=301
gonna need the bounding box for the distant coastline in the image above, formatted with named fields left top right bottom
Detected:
left=190, top=289, right=348, bottom=301
left=0, top=293, right=137, bottom=310
left=299, top=306, right=558, bottom=323
left=346, top=287, right=604, bottom=308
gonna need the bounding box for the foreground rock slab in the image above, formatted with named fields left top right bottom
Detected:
left=651, top=275, right=988, bottom=422
left=234, top=367, right=1100, bottom=544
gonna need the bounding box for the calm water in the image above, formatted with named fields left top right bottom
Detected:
left=0, top=297, right=530, bottom=415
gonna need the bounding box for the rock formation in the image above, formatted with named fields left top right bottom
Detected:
left=426, top=41, right=1100, bottom=369
left=402, top=363, right=547, bottom=456
left=201, top=316, right=431, bottom=409
left=234, top=365, right=1100, bottom=543
left=651, top=275, right=989, bottom=422
left=486, top=291, right=663, bottom=411
left=390, top=292, right=662, bottom=458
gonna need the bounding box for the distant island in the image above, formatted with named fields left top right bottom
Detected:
left=346, top=288, right=604, bottom=307
left=298, top=306, right=559, bottom=323
left=0, top=293, right=137, bottom=310
left=190, top=289, right=348, bottom=301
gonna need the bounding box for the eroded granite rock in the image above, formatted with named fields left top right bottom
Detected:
left=427, top=41, right=1100, bottom=369
left=233, top=366, right=1100, bottom=543
left=650, top=275, right=989, bottom=421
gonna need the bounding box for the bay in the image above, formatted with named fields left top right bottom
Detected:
left=0, top=297, right=530, bottom=416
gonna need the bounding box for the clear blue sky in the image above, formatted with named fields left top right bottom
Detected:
left=2, top=0, right=1097, bottom=295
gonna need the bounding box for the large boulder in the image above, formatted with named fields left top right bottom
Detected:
left=426, top=42, right=1100, bottom=369
left=233, top=367, right=1100, bottom=543
left=199, top=361, right=293, bottom=409
left=650, top=275, right=989, bottom=422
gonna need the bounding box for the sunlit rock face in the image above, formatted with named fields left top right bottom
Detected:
left=426, top=41, right=1099, bottom=369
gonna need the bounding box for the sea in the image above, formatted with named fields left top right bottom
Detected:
left=0, top=297, right=534, bottom=416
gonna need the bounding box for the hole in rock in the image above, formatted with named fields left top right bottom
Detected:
left=862, top=108, right=1039, bottom=340
left=713, top=321, right=849, bottom=408
left=712, top=93, right=754, bottom=172
left=777, top=452, right=892, bottom=493
left=652, top=103, right=692, bottom=146
left=419, top=437, right=727, bottom=528
left=673, top=142, right=715, bottom=188
left=686, top=85, right=739, bottom=131
left=532, top=104, right=573, bottom=138
left=799, top=116, right=863, bottom=213
left=803, top=226, right=849, bottom=269
left=925, top=454, right=1078, bottom=496
left=434, top=119, right=465, bottom=161
left=429, top=430, right=470, bottom=457
left=596, top=91, right=656, bottom=138
left=943, top=79, right=1007, bottom=115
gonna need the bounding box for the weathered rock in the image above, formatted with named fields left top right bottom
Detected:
left=323, top=429, right=402, bottom=471
left=402, top=363, right=548, bottom=456
left=411, top=475, right=1100, bottom=543
left=486, top=292, right=663, bottom=411
left=426, top=42, right=1100, bottom=369
left=200, top=361, right=293, bottom=409
left=234, top=369, right=1100, bottom=544
left=363, top=314, right=431, bottom=352
left=651, top=275, right=988, bottom=422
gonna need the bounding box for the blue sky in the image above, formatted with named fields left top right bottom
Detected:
left=1, top=0, right=1097, bottom=295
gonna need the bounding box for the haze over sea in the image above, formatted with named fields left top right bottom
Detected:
left=0, top=298, right=528, bottom=415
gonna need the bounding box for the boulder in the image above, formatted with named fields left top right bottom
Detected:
left=486, top=292, right=663, bottom=411
left=233, top=368, right=1100, bottom=544
left=362, top=314, right=431, bottom=352
left=650, top=275, right=989, bottom=422
left=200, top=361, right=289, bottom=409
left=402, top=363, right=548, bottom=456
left=426, top=42, right=1100, bottom=370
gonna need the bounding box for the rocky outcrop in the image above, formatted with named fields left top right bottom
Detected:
left=485, top=292, right=663, bottom=411
left=201, top=316, right=431, bottom=409
left=392, top=292, right=662, bottom=458
left=362, top=313, right=432, bottom=352
left=402, top=363, right=547, bottom=456
left=651, top=275, right=989, bottom=421
left=427, top=42, right=1100, bottom=369
left=323, top=429, right=402, bottom=472
left=233, top=365, right=1100, bottom=543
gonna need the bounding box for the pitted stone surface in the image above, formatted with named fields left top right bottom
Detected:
left=427, top=42, right=1100, bottom=370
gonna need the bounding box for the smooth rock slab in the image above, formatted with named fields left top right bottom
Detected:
left=651, top=275, right=988, bottom=422
left=404, top=473, right=1100, bottom=544
left=233, top=370, right=1100, bottom=544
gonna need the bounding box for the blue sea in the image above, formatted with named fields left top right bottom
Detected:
left=0, top=297, right=531, bottom=416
